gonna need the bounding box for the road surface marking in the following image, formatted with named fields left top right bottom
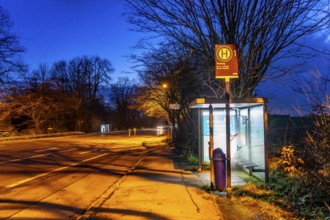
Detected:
left=0, top=148, right=77, bottom=165
left=4, top=152, right=109, bottom=189
left=79, top=151, right=90, bottom=155
left=35, top=147, right=58, bottom=152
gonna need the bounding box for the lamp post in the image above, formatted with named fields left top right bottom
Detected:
left=161, top=82, right=171, bottom=142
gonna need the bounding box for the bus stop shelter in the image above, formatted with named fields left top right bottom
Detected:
left=190, top=98, right=269, bottom=183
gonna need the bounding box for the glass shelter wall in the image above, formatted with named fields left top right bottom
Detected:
left=202, top=109, right=237, bottom=163
left=235, top=105, right=266, bottom=181
left=200, top=103, right=267, bottom=182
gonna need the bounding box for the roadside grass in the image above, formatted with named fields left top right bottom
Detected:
left=186, top=151, right=199, bottom=165
left=183, top=151, right=329, bottom=219
left=201, top=176, right=296, bottom=219
left=231, top=156, right=329, bottom=219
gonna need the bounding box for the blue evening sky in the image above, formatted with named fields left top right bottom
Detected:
left=0, top=0, right=144, bottom=80
left=0, top=0, right=329, bottom=115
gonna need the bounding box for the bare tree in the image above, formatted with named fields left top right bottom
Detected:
left=0, top=6, right=26, bottom=84
left=0, top=84, right=65, bottom=134
left=0, top=63, right=71, bottom=133
left=125, top=0, right=329, bottom=98
left=50, top=55, right=114, bottom=131
left=292, top=65, right=330, bottom=115
left=50, top=56, right=113, bottom=99
left=135, top=44, right=201, bottom=141
left=108, top=77, right=138, bottom=130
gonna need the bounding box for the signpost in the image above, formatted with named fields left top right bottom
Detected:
left=215, top=44, right=238, bottom=199
left=215, top=44, right=238, bottom=79
left=169, top=104, right=180, bottom=110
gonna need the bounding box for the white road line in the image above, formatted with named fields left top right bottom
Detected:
left=79, top=151, right=90, bottom=155
left=0, top=148, right=77, bottom=165
left=0, top=153, right=52, bottom=165
left=5, top=152, right=109, bottom=189
left=35, top=147, right=58, bottom=152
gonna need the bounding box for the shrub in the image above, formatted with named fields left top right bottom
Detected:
left=298, top=109, right=330, bottom=218
left=278, top=145, right=304, bottom=176
left=274, top=107, right=330, bottom=218
left=186, top=151, right=199, bottom=165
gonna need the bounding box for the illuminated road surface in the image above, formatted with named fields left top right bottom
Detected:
left=0, top=133, right=164, bottom=219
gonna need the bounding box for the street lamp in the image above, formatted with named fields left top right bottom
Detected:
left=160, top=82, right=173, bottom=142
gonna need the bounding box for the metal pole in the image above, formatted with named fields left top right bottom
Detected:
left=225, top=78, right=232, bottom=198
left=263, top=103, right=269, bottom=183
left=209, top=104, right=215, bottom=189
left=198, top=108, right=202, bottom=171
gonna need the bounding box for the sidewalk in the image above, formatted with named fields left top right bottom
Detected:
left=89, top=145, right=224, bottom=220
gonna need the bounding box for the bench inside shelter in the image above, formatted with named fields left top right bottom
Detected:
left=238, top=160, right=259, bottom=176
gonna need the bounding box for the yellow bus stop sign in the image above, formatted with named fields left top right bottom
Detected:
left=215, top=44, right=239, bottom=79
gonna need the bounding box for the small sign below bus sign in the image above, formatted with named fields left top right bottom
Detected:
left=169, top=104, right=180, bottom=109
left=215, top=44, right=239, bottom=79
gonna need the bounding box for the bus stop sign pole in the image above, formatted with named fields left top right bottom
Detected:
left=215, top=44, right=238, bottom=199
left=225, top=78, right=232, bottom=199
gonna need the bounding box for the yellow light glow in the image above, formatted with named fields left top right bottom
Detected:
left=196, top=98, right=205, bottom=104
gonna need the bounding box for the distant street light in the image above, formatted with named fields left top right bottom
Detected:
left=160, top=82, right=173, bottom=142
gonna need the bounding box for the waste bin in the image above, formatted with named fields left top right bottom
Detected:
left=213, top=148, right=226, bottom=191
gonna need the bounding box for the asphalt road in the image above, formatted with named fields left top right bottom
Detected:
left=0, top=133, right=164, bottom=219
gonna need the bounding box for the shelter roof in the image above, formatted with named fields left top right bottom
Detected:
left=189, top=98, right=267, bottom=109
